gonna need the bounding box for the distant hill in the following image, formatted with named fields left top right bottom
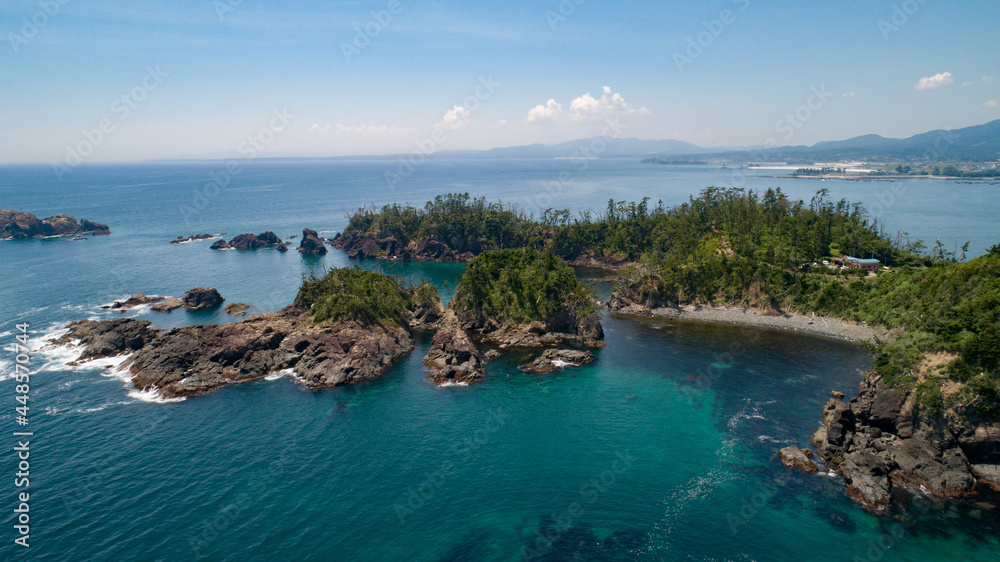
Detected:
left=648, top=119, right=1000, bottom=163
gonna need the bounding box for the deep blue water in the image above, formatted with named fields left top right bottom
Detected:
left=1, top=160, right=998, bottom=561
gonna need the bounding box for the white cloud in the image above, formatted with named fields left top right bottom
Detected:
left=915, top=72, right=954, bottom=90
left=307, top=124, right=331, bottom=134
left=842, top=91, right=855, bottom=98
left=985, top=76, right=995, bottom=85
left=526, top=87, right=650, bottom=125
left=435, top=105, right=472, bottom=129
left=495, top=119, right=508, bottom=127
left=962, top=81, right=973, bottom=87
left=527, top=99, right=564, bottom=124
left=334, top=124, right=415, bottom=135
left=985, top=100, right=999, bottom=109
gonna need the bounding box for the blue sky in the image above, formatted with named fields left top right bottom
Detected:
left=1, top=0, right=998, bottom=162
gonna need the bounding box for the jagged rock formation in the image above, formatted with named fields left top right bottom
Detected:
left=424, top=311, right=485, bottom=384
left=810, top=372, right=1000, bottom=510
left=297, top=228, right=327, bottom=255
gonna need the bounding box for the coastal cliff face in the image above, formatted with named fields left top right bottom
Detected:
left=1, top=210, right=109, bottom=239
left=812, top=371, right=1000, bottom=510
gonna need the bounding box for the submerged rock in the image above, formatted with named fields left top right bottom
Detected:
left=225, top=303, right=250, bottom=316
left=151, top=298, right=184, bottom=312
left=182, top=287, right=225, bottom=310
left=170, top=234, right=214, bottom=244
left=100, top=293, right=166, bottom=311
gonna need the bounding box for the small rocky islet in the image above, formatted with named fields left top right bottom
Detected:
left=1, top=209, right=109, bottom=239
left=201, top=228, right=327, bottom=254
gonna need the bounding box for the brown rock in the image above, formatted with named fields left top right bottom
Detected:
left=182, top=287, right=225, bottom=310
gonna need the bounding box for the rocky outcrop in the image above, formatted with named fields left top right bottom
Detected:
left=209, top=232, right=283, bottom=250
left=424, top=311, right=485, bottom=384
left=152, top=298, right=184, bottom=312
left=297, top=228, right=327, bottom=255
left=171, top=234, right=214, bottom=244
left=182, top=287, right=225, bottom=310
left=779, top=445, right=819, bottom=472
left=225, top=303, right=250, bottom=316
left=1, top=210, right=109, bottom=239
left=100, top=294, right=166, bottom=311
left=52, top=309, right=414, bottom=398
left=53, top=319, right=160, bottom=363
left=520, top=348, right=596, bottom=373
left=811, top=371, right=1000, bottom=510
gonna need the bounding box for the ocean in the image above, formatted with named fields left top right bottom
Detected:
left=1, top=159, right=998, bottom=561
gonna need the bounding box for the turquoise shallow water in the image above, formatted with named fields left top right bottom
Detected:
left=1, top=161, right=999, bottom=560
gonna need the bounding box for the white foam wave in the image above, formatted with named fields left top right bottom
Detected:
left=551, top=359, right=574, bottom=368
left=265, top=368, right=295, bottom=381
left=127, top=387, right=186, bottom=403
left=438, top=381, right=470, bottom=388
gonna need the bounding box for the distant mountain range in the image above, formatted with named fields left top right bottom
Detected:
left=648, top=119, right=1000, bottom=163
left=161, top=119, right=1000, bottom=163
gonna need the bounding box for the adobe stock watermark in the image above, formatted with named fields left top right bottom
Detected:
left=178, top=107, right=295, bottom=227
left=341, top=1, right=403, bottom=63
left=729, top=84, right=833, bottom=189
left=7, top=0, right=70, bottom=54
left=521, top=451, right=637, bottom=561
left=850, top=499, right=933, bottom=561
left=213, top=0, right=244, bottom=22
left=725, top=480, right=778, bottom=534
left=878, top=0, right=929, bottom=41
left=393, top=408, right=508, bottom=524
left=522, top=116, right=626, bottom=216
left=546, top=0, right=586, bottom=30
left=52, top=65, right=169, bottom=182
left=863, top=129, right=956, bottom=221
left=673, top=0, right=751, bottom=72
left=385, top=75, right=500, bottom=190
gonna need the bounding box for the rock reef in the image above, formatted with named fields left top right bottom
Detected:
left=210, top=231, right=283, bottom=250
left=1, top=210, right=109, bottom=239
